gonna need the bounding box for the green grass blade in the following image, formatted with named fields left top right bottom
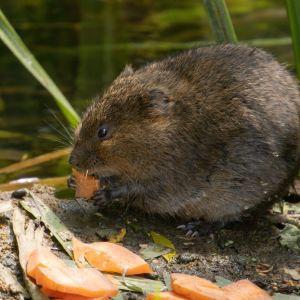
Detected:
left=202, top=0, right=238, bottom=44
left=0, top=9, right=80, bottom=127
left=286, top=0, right=300, bottom=80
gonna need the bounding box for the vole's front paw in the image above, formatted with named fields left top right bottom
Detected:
left=92, top=189, right=112, bottom=208
left=67, top=175, right=76, bottom=189
left=92, top=185, right=128, bottom=208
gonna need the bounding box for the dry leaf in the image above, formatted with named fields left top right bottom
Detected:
left=12, top=207, right=49, bottom=300
left=109, top=228, right=127, bottom=243
left=284, top=268, right=300, bottom=281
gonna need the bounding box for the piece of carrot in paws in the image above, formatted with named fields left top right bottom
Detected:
left=72, top=169, right=100, bottom=200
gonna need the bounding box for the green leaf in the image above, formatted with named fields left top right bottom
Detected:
left=116, top=275, right=165, bottom=293
left=202, top=0, right=238, bottom=43
left=279, top=224, right=300, bottom=251
left=0, top=9, right=80, bottom=127
left=286, top=0, right=300, bottom=80
left=139, top=243, right=173, bottom=260
left=150, top=231, right=176, bottom=262
left=112, top=293, right=124, bottom=300
left=273, top=293, right=300, bottom=300
left=215, top=275, right=232, bottom=287
left=96, top=228, right=120, bottom=240
left=121, top=279, right=144, bottom=293
left=150, top=231, right=175, bottom=249
left=162, top=273, right=172, bottom=291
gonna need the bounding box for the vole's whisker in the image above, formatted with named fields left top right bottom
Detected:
left=48, top=136, right=70, bottom=148
left=46, top=122, right=73, bottom=146
left=49, top=109, right=74, bottom=141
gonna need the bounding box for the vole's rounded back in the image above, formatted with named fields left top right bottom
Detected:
left=70, top=44, right=300, bottom=222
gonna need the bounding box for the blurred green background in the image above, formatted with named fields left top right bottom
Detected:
left=0, top=0, right=296, bottom=182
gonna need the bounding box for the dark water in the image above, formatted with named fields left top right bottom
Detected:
left=0, top=0, right=296, bottom=182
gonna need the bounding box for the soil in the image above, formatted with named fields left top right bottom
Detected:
left=0, top=184, right=300, bottom=299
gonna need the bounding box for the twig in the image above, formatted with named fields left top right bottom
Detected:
left=0, top=147, right=70, bottom=175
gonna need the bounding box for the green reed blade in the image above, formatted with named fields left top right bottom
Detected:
left=286, top=0, right=300, bottom=80
left=202, top=0, right=238, bottom=44
left=0, top=9, right=80, bottom=127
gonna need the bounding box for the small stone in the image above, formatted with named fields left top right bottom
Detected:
left=126, top=293, right=139, bottom=300
left=177, top=253, right=198, bottom=263
left=11, top=189, right=27, bottom=199
left=236, top=256, right=247, bottom=266
left=218, top=238, right=234, bottom=249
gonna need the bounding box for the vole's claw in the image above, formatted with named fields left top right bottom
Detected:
left=177, top=220, right=222, bottom=237
left=185, top=229, right=199, bottom=237
left=186, top=229, right=193, bottom=236
left=177, top=221, right=201, bottom=231
left=177, top=221, right=201, bottom=237
left=67, top=175, right=76, bottom=189
left=176, top=224, right=186, bottom=230
left=191, top=231, right=199, bottom=238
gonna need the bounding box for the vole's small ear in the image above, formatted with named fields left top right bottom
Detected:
left=148, top=89, right=172, bottom=114
left=119, top=64, right=134, bottom=77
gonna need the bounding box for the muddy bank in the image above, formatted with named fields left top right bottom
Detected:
left=0, top=185, right=299, bottom=299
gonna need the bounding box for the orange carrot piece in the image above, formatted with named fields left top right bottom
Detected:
left=72, top=237, right=89, bottom=268
left=146, top=291, right=188, bottom=300
left=73, top=169, right=100, bottom=200
left=41, top=287, right=108, bottom=300
left=53, top=298, right=106, bottom=300
left=72, top=237, right=152, bottom=275
left=222, top=279, right=273, bottom=300
left=27, top=247, right=66, bottom=279
left=35, top=266, right=118, bottom=298
left=171, top=273, right=226, bottom=300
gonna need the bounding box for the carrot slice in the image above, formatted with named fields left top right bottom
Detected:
left=27, top=247, right=66, bottom=279
left=41, top=287, right=108, bottom=300
left=171, top=273, right=226, bottom=300
left=222, top=279, right=273, bottom=300
left=72, top=237, right=89, bottom=268
left=72, top=237, right=152, bottom=275
left=35, top=266, right=118, bottom=298
left=73, top=169, right=100, bottom=200
left=146, top=291, right=188, bottom=300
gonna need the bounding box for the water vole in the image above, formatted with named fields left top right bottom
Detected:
left=69, top=44, right=300, bottom=223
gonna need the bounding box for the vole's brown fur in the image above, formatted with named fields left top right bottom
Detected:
left=70, top=44, right=300, bottom=222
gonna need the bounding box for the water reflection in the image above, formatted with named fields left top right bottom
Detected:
left=0, top=0, right=295, bottom=179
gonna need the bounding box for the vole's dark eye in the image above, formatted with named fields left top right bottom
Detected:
left=98, top=127, right=108, bottom=139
